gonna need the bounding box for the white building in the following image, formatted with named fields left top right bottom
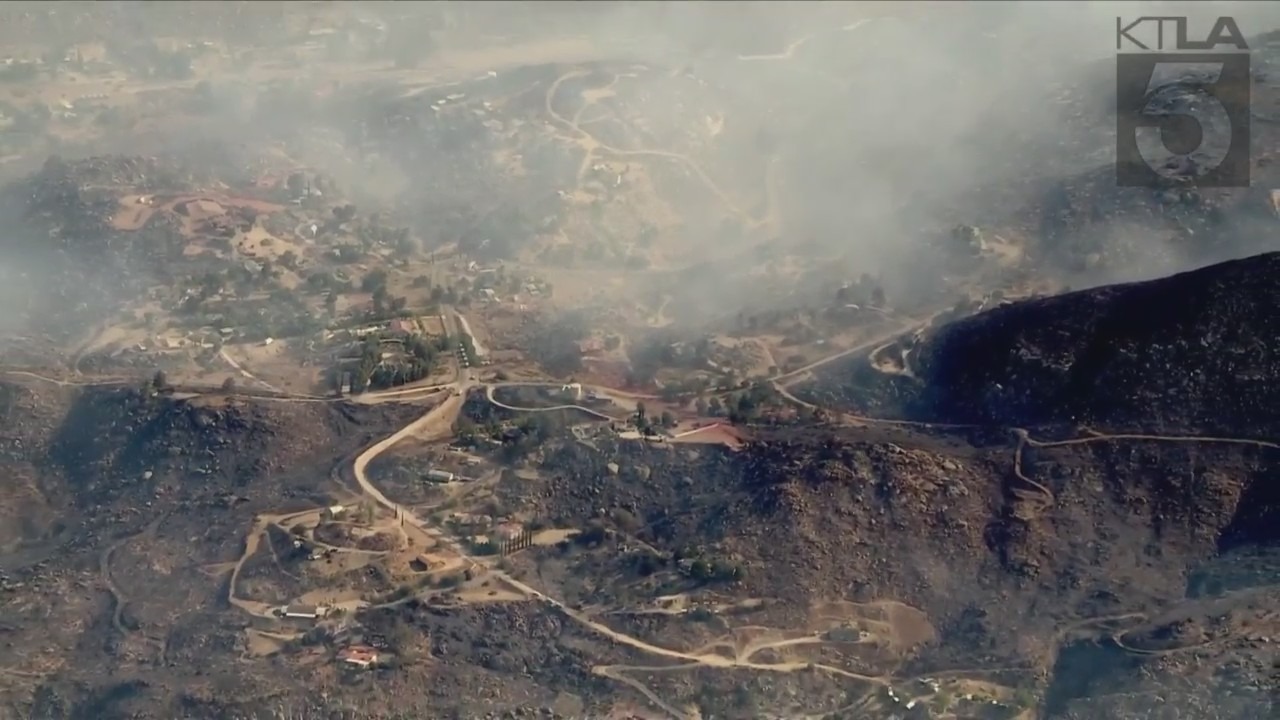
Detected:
left=425, top=469, right=454, bottom=483
left=284, top=604, right=329, bottom=620
left=561, top=383, right=583, bottom=401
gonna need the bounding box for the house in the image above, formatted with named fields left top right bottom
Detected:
left=425, top=469, right=454, bottom=483
left=323, top=505, right=346, bottom=521
left=388, top=318, right=415, bottom=335
left=409, top=554, right=440, bottom=572
left=448, top=513, right=492, bottom=533
left=352, top=323, right=389, bottom=338
left=284, top=604, right=329, bottom=620
left=337, top=645, right=381, bottom=669
left=577, top=338, right=605, bottom=356
left=561, top=382, right=583, bottom=401
left=481, top=288, right=497, bottom=301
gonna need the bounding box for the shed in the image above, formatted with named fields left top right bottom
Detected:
left=337, top=645, right=380, bottom=669
left=284, top=604, right=327, bottom=619
left=425, top=469, right=454, bottom=483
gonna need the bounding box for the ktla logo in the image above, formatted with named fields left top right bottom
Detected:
left=1115, top=16, right=1251, bottom=188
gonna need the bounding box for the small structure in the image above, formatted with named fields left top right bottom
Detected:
left=577, top=338, right=605, bottom=356
left=337, top=645, right=381, bottom=669
left=388, top=318, right=415, bottom=335
left=425, top=469, right=454, bottom=483
left=323, top=505, right=347, bottom=521
left=561, top=382, right=583, bottom=401
left=448, top=513, right=492, bottom=536
left=409, top=554, right=440, bottom=572
left=495, top=522, right=524, bottom=542
left=284, top=604, right=329, bottom=620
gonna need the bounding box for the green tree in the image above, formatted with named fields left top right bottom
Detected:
left=333, top=203, right=358, bottom=223
left=361, top=269, right=388, bottom=293
left=198, top=271, right=224, bottom=298
left=707, top=396, right=724, bottom=416
left=372, top=287, right=391, bottom=315
left=394, top=233, right=416, bottom=258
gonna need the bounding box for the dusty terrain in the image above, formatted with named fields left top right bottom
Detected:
left=0, top=4, right=1279, bottom=720
left=3, top=244, right=1278, bottom=718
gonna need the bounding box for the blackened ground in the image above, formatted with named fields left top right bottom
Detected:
left=910, top=252, right=1280, bottom=436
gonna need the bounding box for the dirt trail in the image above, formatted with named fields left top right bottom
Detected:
left=227, top=509, right=317, bottom=617
left=180, top=341, right=1280, bottom=719
left=1025, top=431, right=1280, bottom=452
left=772, top=316, right=924, bottom=386
left=868, top=339, right=915, bottom=379
left=544, top=69, right=764, bottom=229
left=455, top=312, right=487, bottom=358
left=348, top=375, right=902, bottom=702
left=1, top=369, right=130, bottom=387
left=1011, top=431, right=1055, bottom=509
left=592, top=626, right=885, bottom=720
left=484, top=384, right=619, bottom=421
left=219, top=348, right=284, bottom=394
left=737, top=17, right=876, bottom=61
left=593, top=664, right=698, bottom=719
left=99, top=515, right=168, bottom=661
left=100, top=516, right=163, bottom=636
left=1010, top=428, right=1280, bottom=519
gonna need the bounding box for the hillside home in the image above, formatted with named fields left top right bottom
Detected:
left=337, top=645, right=380, bottom=669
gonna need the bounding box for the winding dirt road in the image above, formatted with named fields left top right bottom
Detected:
left=736, top=18, right=876, bottom=62
left=218, top=348, right=285, bottom=394
left=484, top=384, right=619, bottom=421
left=342, top=374, right=903, bottom=707
left=544, top=69, right=765, bottom=229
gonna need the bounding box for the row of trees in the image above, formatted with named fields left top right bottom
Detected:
left=633, top=402, right=676, bottom=435
left=342, top=332, right=453, bottom=393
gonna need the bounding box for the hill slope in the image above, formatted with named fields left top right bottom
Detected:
left=914, top=252, right=1280, bottom=436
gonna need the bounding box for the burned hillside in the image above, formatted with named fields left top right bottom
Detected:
left=909, top=252, right=1280, bottom=436
left=4, top=3, right=1280, bottom=719
left=488, top=417, right=1276, bottom=719
left=0, top=380, right=420, bottom=719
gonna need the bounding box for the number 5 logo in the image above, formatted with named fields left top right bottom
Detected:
left=1116, top=52, right=1251, bottom=188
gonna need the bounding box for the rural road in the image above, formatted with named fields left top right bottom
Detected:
left=483, top=384, right=619, bottom=421
left=346, top=371, right=899, bottom=690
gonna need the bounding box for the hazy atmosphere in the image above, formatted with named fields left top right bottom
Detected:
left=0, top=3, right=1277, bottom=719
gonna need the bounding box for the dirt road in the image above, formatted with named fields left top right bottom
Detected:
left=218, top=348, right=284, bottom=394
left=347, top=376, right=897, bottom=701
left=484, top=384, right=619, bottom=421
left=770, top=316, right=925, bottom=386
